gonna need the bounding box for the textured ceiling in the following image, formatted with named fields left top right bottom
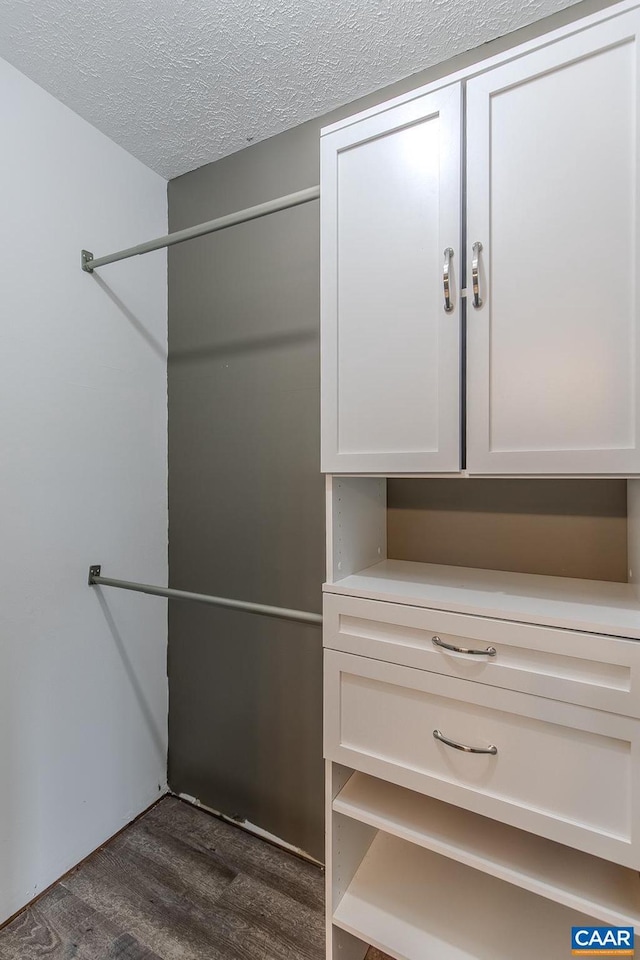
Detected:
left=0, top=0, right=580, bottom=180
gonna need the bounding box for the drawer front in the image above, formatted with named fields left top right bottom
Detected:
left=324, top=651, right=640, bottom=868
left=323, top=594, right=640, bottom=716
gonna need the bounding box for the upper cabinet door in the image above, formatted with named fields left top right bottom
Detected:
left=321, top=84, right=462, bottom=473
left=467, top=11, right=640, bottom=475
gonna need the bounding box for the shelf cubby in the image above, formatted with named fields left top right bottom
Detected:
left=334, top=771, right=640, bottom=929
left=333, top=830, right=600, bottom=960
left=325, top=476, right=640, bottom=638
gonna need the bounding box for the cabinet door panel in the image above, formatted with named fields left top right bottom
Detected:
left=467, top=12, right=640, bottom=474
left=321, top=84, right=462, bottom=473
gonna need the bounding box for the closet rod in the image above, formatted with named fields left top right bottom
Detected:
left=87, top=565, right=322, bottom=626
left=81, top=185, right=320, bottom=273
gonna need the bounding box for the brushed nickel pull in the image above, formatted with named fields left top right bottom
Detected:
left=432, top=635, right=496, bottom=657
left=434, top=729, right=498, bottom=755
left=443, top=247, right=454, bottom=313
left=472, top=241, right=483, bottom=308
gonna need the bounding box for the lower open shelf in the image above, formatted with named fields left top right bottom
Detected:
left=333, top=771, right=640, bottom=928
left=333, top=831, right=599, bottom=960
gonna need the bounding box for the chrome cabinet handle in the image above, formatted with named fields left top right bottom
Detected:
left=432, top=635, right=496, bottom=657
left=443, top=247, right=454, bottom=313
left=433, top=729, right=498, bottom=755
left=472, top=241, right=483, bottom=308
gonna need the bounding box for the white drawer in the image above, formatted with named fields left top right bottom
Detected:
left=323, top=593, right=640, bottom=716
left=324, top=650, right=640, bottom=868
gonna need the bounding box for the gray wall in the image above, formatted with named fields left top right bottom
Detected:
left=388, top=480, right=628, bottom=582
left=167, top=0, right=617, bottom=861
left=167, top=126, right=325, bottom=857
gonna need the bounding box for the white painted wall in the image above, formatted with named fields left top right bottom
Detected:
left=0, top=57, right=168, bottom=925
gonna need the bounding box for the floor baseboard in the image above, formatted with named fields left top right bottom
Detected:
left=0, top=791, right=169, bottom=932
left=175, top=791, right=324, bottom=869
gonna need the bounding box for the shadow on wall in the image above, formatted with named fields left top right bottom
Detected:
left=94, top=590, right=166, bottom=768
left=92, top=274, right=167, bottom=361
left=168, top=328, right=318, bottom=366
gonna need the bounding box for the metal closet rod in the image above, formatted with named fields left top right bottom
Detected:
left=88, top=566, right=322, bottom=626
left=81, top=185, right=320, bottom=273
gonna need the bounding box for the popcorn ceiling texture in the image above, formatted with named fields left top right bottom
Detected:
left=0, top=0, right=579, bottom=180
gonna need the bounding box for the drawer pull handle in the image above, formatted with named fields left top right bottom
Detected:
left=443, top=247, right=454, bottom=313
left=433, top=729, right=498, bottom=756
left=472, top=240, right=483, bottom=308
left=432, top=635, right=496, bottom=657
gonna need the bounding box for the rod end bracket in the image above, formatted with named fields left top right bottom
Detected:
left=81, top=250, right=94, bottom=273
left=88, top=564, right=101, bottom=585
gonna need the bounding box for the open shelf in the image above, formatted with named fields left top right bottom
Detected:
left=334, top=771, right=640, bottom=929
left=324, top=559, right=640, bottom=639
left=333, top=831, right=599, bottom=960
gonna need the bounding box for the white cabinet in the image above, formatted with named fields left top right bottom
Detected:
left=320, top=84, right=462, bottom=474
left=321, top=6, right=640, bottom=476
left=322, top=477, right=640, bottom=959
left=324, top=602, right=640, bottom=960
left=322, top=4, right=640, bottom=957
left=466, top=10, right=640, bottom=474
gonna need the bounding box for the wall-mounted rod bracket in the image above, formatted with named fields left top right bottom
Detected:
left=87, top=564, right=322, bottom=627
left=80, top=185, right=320, bottom=273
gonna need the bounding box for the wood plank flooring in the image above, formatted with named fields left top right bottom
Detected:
left=0, top=797, right=389, bottom=960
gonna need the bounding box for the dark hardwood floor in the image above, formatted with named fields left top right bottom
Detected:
left=0, top=797, right=388, bottom=960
